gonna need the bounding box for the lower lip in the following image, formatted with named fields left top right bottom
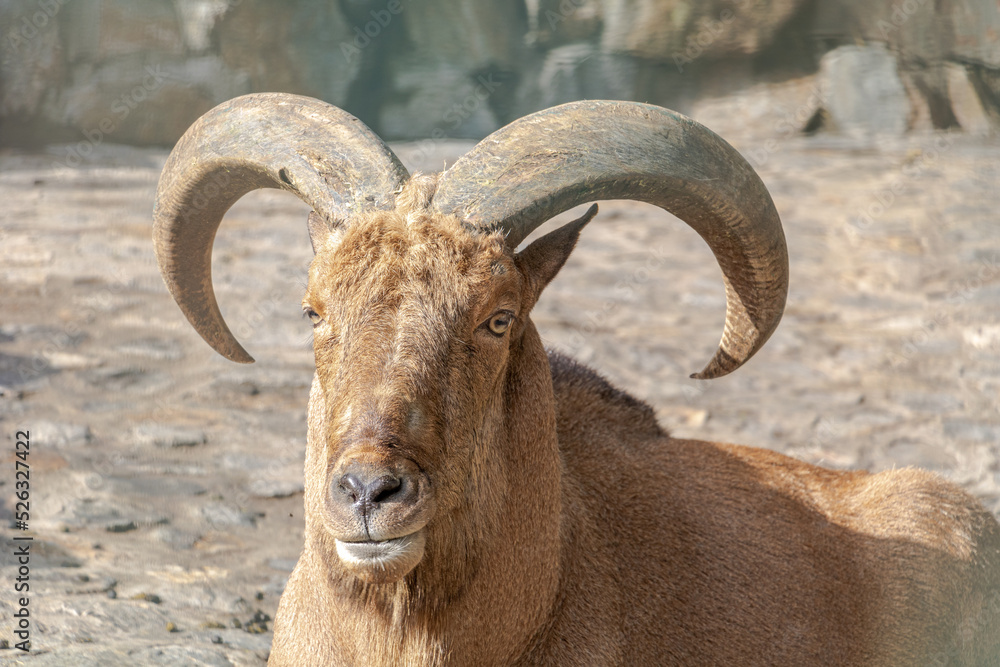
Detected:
left=335, top=532, right=421, bottom=563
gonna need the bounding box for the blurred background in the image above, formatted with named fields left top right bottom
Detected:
left=2, top=1, right=1000, bottom=664
left=1, top=0, right=999, bottom=148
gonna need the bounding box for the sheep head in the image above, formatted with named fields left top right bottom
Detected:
left=152, top=94, right=788, bottom=589
left=297, top=171, right=606, bottom=589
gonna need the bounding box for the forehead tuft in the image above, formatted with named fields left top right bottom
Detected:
left=306, top=204, right=509, bottom=308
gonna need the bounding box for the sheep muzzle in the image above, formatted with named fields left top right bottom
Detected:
left=324, top=452, right=435, bottom=583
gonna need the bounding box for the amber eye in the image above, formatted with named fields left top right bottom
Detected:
left=303, top=308, right=323, bottom=326
left=486, top=311, right=513, bottom=336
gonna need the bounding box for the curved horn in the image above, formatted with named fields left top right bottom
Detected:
left=431, top=100, right=787, bottom=380
left=153, top=93, right=409, bottom=363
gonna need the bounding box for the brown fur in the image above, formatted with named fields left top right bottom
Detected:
left=268, top=174, right=1000, bottom=666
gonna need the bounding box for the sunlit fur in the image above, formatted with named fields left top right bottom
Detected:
left=267, top=174, right=1000, bottom=666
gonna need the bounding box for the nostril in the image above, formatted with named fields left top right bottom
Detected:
left=369, top=475, right=402, bottom=504
left=337, top=472, right=403, bottom=507
left=338, top=473, right=364, bottom=503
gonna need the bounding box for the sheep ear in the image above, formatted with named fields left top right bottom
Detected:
left=308, top=211, right=346, bottom=254
left=515, top=204, right=597, bottom=306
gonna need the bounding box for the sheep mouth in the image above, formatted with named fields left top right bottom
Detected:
left=335, top=530, right=426, bottom=582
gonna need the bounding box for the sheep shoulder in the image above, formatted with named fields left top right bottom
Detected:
left=544, top=350, right=1000, bottom=666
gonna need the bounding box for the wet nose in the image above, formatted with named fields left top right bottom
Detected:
left=338, top=470, right=403, bottom=509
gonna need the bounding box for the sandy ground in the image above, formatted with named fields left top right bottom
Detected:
left=1, top=121, right=999, bottom=664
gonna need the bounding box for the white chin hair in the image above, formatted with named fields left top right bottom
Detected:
left=335, top=531, right=426, bottom=582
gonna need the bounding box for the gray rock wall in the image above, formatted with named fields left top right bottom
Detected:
left=1, top=0, right=999, bottom=147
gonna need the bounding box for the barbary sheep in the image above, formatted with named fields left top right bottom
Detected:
left=153, top=93, right=1000, bottom=666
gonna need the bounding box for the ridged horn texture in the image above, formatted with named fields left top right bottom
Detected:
left=431, top=100, right=788, bottom=380
left=153, top=93, right=409, bottom=363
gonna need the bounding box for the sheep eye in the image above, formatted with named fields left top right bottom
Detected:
left=303, top=308, right=323, bottom=326
left=486, top=311, right=513, bottom=336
